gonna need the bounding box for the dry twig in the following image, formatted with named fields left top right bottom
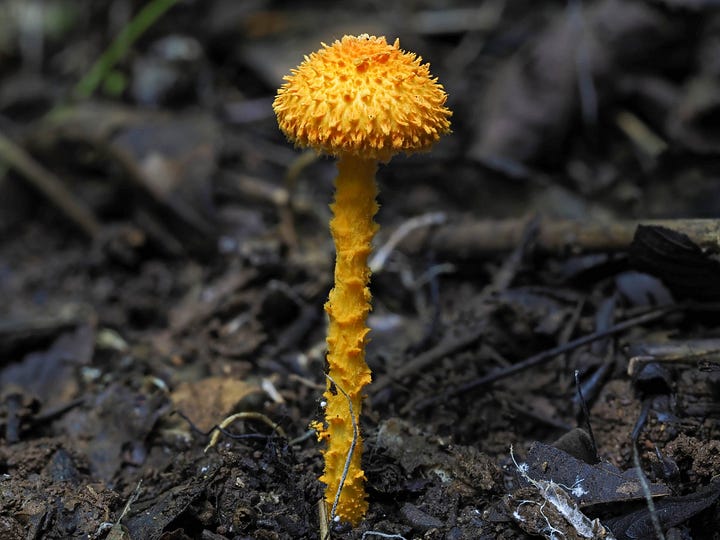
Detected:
left=0, top=131, right=101, bottom=238
left=410, top=304, right=679, bottom=412
left=400, top=217, right=720, bottom=258
left=204, top=412, right=286, bottom=452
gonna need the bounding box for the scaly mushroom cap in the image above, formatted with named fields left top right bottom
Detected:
left=273, top=34, right=452, bottom=162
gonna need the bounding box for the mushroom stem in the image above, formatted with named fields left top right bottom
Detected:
left=320, top=154, right=378, bottom=524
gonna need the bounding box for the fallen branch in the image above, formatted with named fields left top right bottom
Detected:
left=400, top=217, right=720, bottom=258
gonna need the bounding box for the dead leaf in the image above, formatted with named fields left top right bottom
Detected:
left=170, top=376, right=263, bottom=433
left=32, top=103, right=220, bottom=256
left=524, top=442, right=670, bottom=507
left=0, top=324, right=95, bottom=412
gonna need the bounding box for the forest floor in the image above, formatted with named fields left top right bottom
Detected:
left=2, top=1, right=720, bottom=539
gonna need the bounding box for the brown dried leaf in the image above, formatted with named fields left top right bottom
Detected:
left=171, top=376, right=263, bottom=433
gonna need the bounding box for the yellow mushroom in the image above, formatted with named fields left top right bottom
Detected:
left=273, top=34, right=452, bottom=525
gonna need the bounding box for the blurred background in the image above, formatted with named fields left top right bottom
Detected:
left=3, top=0, right=720, bottom=342
left=3, top=0, right=718, bottom=256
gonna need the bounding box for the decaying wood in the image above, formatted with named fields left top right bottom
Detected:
left=400, top=217, right=720, bottom=258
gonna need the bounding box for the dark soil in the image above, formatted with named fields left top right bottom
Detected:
left=2, top=1, right=720, bottom=539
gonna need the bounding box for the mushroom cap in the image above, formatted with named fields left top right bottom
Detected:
left=273, top=34, right=452, bottom=162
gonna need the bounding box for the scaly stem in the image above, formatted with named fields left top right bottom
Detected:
left=318, top=154, right=378, bottom=525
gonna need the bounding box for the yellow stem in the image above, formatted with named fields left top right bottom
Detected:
left=318, top=154, right=378, bottom=525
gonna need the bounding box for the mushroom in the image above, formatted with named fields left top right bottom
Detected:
left=273, top=34, right=451, bottom=525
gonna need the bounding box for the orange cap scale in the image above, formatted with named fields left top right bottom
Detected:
left=273, top=34, right=452, bottom=162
